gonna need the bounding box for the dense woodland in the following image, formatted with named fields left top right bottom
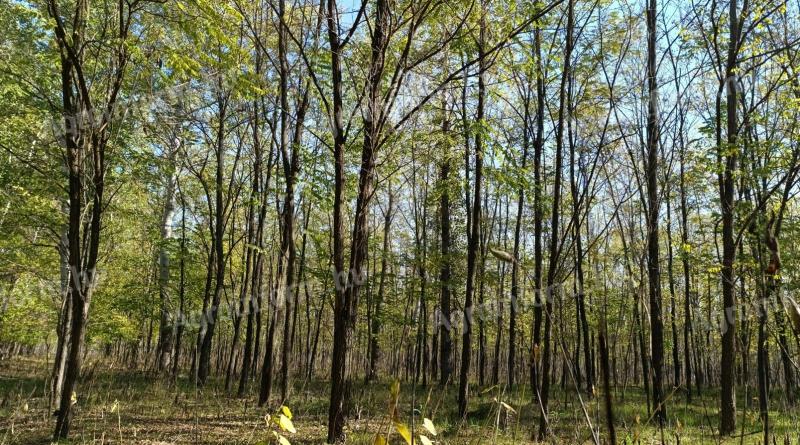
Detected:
left=3, top=0, right=800, bottom=443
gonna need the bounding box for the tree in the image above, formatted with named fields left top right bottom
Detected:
left=645, top=0, right=666, bottom=423
left=538, top=0, right=573, bottom=437
left=718, top=0, right=740, bottom=433
left=458, top=0, right=486, bottom=418
left=47, top=0, right=141, bottom=436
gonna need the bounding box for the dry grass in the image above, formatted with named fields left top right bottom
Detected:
left=2, top=357, right=799, bottom=444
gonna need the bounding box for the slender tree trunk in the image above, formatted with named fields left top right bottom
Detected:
left=538, top=0, right=572, bottom=437
left=665, top=189, right=680, bottom=390
left=439, top=113, right=453, bottom=387
left=226, top=212, right=252, bottom=392
left=599, top=330, right=616, bottom=444
left=719, top=0, right=739, bottom=433
left=157, top=138, right=180, bottom=373
left=509, top=87, right=529, bottom=389
left=51, top=231, right=70, bottom=413
left=276, top=0, right=310, bottom=402
left=238, top=95, right=268, bottom=396
left=645, top=0, right=665, bottom=423
left=328, top=0, right=387, bottom=439
left=369, top=189, right=393, bottom=381
left=679, top=126, right=694, bottom=400
left=458, top=2, right=485, bottom=417
left=49, top=0, right=127, bottom=434
left=531, top=24, right=545, bottom=398
left=326, top=0, right=349, bottom=435
left=568, top=87, right=591, bottom=396
left=173, top=188, right=187, bottom=378
left=198, top=92, right=229, bottom=385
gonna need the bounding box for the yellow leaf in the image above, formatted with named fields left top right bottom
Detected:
left=394, top=421, right=412, bottom=445
left=423, top=417, right=437, bottom=436
left=489, top=246, right=514, bottom=263
left=70, top=391, right=77, bottom=405
left=481, top=385, right=498, bottom=394
left=500, top=401, right=516, bottom=414
left=278, top=435, right=292, bottom=445
left=419, top=435, right=434, bottom=445
left=390, top=380, right=401, bottom=398
left=373, top=434, right=387, bottom=445
left=281, top=405, right=293, bottom=420
left=279, top=414, right=297, bottom=434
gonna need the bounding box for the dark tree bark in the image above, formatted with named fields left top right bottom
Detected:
left=324, top=0, right=351, bottom=435
left=599, top=330, right=616, bottom=444
left=645, top=0, right=665, bottom=423
left=458, top=2, right=486, bottom=417
left=157, top=136, right=180, bottom=373
left=328, top=0, right=385, bottom=439
left=568, top=78, right=591, bottom=397
left=368, top=188, right=393, bottom=381
left=678, top=118, right=694, bottom=400
left=172, top=186, right=187, bottom=379
left=509, top=75, right=530, bottom=390
left=276, top=0, right=310, bottom=401
left=719, top=0, right=740, bottom=434
left=226, top=207, right=252, bottom=392
left=198, top=86, right=231, bottom=386
left=238, top=87, right=271, bottom=397
left=48, top=0, right=132, bottom=436
left=531, top=24, right=545, bottom=398
left=438, top=110, right=453, bottom=387
left=538, top=0, right=572, bottom=437
left=665, top=188, right=680, bottom=390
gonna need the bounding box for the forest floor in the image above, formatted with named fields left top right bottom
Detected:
left=1, top=357, right=799, bottom=444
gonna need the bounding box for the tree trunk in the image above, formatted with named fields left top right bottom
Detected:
left=439, top=112, right=453, bottom=386
left=719, top=0, right=739, bottom=433
left=531, top=24, right=545, bottom=398
left=198, top=92, right=229, bottom=385
left=457, top=2, right=485, bottom=417
left=645, top=0, right=665, bottom=423
left=538, top=0, right=572, bottom=437
left=679, top=126, right=694, bottom=400
left=509, top=83, right=529, bottom=389
left=369, top=189, right=393, bottom=381
left=157, top=137, right=180, bottom=373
